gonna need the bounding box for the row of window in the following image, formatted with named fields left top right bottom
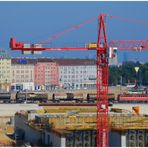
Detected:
left=37, top=71, right=58, bottom=74
left=0, top=70, right=11, bottom=73
left=14, top=75, right=33, bottom=78
left=37, top=66, right=57, bottom=69
left=61, top=71, right=87, bottom=74
left=0, top=78, right=11, bottom=81
left=13, top=70, right=32, bottom=74
left=12, top=65, right=34, bottom=68
left=0, top=67, right=11, bottom=69
left=36, top=70, right=57, bottom=73
left=0, top=59, right=10, bottom=61
left=12, top=79, right=33, bottom=83
left=61, top=66, right=95, bottom=69
left=61, top=75, right=91, bottom=78
left=0, top=75, right=10, bottom=78
left=62, top=79, right=87, bottom=82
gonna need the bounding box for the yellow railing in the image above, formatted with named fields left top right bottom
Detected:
left=109, top=114, right=148, bottom=131
left=28, top=109, right=148, bottom=131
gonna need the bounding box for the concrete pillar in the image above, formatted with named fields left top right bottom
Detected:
left=61, top=137, right=66, bottom=147
left=121, top=133, right=126, bottom=147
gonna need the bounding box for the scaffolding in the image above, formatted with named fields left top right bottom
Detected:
left=26, top=108, right=148, bottom=132
left=109, top=114, right=148, bottom=131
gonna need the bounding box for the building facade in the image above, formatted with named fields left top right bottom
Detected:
left=10, top=58, right=97, bottom=91
left=0, top=50, right=11, bottom=92
left=11, top=58, right=36, bottom=91
left=54, top=59, right=96, bottom=89
left=34, top=59, right=59, bottom=90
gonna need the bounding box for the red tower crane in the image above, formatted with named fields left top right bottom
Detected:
left=9, top=14, right=148, bottom=147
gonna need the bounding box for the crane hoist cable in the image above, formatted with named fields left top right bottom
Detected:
left=108, top=14, right=148, bottom=25
left=37, top=16, right=98, bottom=45
left=36, top=14, right=148, bottom=45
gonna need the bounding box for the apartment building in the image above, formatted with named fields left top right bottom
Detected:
left=0, top=50, right=11, bottom=91
left=11, top=58, right=96, bottom=91
left=11, top=58, right=36, bottom=91
left=34, top=59, right=59, bottom=90
left=54, top=59, right=96, bottom=89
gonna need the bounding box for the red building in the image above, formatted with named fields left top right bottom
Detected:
left=34, top=59, right=59, bottom=90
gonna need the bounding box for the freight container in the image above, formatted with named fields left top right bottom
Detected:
left=52, top=93, right=67, bottom=103
left=74, top=93, right=83, bottom=103
left=0, top=92, right=11, bottom=103
left=118, top=94, right=148, bottom=103
left=87, top=93, right=115, bottom=103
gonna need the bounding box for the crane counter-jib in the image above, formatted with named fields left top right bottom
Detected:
left=10, top=37, right=96, bottom=51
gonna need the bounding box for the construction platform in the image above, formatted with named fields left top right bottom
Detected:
left=15, top=103, right=148, bottom=132
left=14, top=103, right=148, bottom=147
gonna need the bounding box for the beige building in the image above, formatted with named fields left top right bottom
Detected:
left=0, top=51, right=11, bottom=91
left=53, top=59, right=96, bottom=89
left=11, top=58, right=36, bottom=91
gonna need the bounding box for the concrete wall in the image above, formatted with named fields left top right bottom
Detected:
left=42, top=130, right=65, bottom=147
left=65, top=130, right=96, bottom=147
left=109, top=131, right=121, bottom=147
left=64, top=130, right=121, bottom=147
left=126, top=129, right=148, bottom=147
left=23, top=124, right=41, bottom=145
left=15, top=114, right=41, bottom=145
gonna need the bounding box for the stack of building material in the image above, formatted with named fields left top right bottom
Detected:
left=0, top=132, right=15, bottom=146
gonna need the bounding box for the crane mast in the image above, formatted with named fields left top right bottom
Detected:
left=96, top=14, right=109, bottom=147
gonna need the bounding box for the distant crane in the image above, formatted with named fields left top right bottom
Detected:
left=9, top=14, right=148, bottom=147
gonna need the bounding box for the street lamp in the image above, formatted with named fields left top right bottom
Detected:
left=134, top=67, right=139, bottom=87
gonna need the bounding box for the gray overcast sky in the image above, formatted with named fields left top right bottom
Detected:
left=0, top=1, right=147, bottom=62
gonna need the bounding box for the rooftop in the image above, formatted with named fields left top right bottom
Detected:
left=53, top=58, right=96, bottom=66
left=11, top=58, right=96, bottom=66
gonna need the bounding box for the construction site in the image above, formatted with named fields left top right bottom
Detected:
left=1, top=102, right=148, bottom=147
left=0, top=87, right=148, bottom=146
left=0, top=2, right=147, bottom=147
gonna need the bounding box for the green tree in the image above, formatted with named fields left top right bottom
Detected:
left=109, top=61, right=148, bottom=86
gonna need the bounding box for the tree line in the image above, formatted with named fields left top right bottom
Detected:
left=109, top=61, right=148, bottom=86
